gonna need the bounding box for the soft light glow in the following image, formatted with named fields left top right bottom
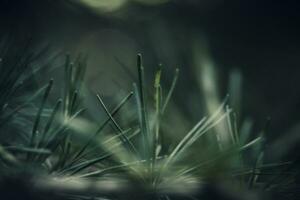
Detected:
left=79, top=0, right=128, bottom=12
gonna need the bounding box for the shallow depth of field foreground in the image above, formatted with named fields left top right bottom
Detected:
left=0, top=1, right=300, bottom=200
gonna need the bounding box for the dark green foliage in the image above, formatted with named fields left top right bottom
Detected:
left=0, top=42, right=298, bottom=200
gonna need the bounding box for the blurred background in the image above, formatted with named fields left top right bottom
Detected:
left=1, top=0, right=300, bottom=162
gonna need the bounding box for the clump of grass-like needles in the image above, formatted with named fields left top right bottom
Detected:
left=0, top=47, right=297, bottom=200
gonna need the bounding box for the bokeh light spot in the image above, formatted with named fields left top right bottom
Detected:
left=79, top=0, right=128, bottom=12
